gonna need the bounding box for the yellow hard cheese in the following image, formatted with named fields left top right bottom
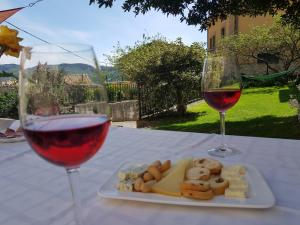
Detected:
left=152, top=159, right=191, bottom=197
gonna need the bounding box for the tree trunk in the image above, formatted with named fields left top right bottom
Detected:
left=176, top=88, right=186, bottom=116
left=248, top=54, right=279, bottom=73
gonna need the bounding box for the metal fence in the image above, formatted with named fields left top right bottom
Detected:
left=137, top=84, right=202, bottom=119
left=105, top=81, right=138, bottom=103
left=0, top=82, right=202, bottom=120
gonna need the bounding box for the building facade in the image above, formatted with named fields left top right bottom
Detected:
left=207, top=15, right=278, bottom=76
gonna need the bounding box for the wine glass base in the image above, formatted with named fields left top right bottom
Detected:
left=208, top=146, right=240, bottom=158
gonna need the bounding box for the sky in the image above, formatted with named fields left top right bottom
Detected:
left=0, top=0, right=206, bottom=65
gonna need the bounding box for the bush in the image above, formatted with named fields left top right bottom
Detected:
left=112, top=37, right=205, bottom=115
left=105, top=82, right=138, bottom=102
left=0, top=88, right=18, bottom=119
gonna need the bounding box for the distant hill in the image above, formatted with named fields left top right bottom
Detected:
left=0, top=64, right=19, bottom=76
left=0, top=63, right=123, bottom=81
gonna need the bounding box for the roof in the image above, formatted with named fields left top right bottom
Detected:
left=0, top=77, right=17, bottom=86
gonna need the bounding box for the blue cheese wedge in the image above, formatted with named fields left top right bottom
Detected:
left=118, top=164, right=148, bottom=181
left=117, top=179, right=135, bottom=192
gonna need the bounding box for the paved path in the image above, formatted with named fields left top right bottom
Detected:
left=112, top=121, right=137, bottom=128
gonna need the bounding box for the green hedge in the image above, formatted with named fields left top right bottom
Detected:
left=0, top=88, right=18, bottom=119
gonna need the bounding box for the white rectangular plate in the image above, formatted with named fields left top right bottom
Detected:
left=98, top=163, right=275, bottom=208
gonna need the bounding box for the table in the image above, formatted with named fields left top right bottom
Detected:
left=1, top=127, right=300, bottom=225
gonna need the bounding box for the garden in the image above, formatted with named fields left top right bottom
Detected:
left=1, top=15, right=300, bottom=140
left=145, top=86, right=299, bottom=139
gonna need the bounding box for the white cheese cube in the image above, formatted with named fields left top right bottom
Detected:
left=222, top=165, right=246, bottom=176
left=225, top=188, right=248, bottom=199
left=229, top=179, right=248, bottom=190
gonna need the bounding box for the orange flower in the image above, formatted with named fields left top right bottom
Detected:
left=0, top=25, right=23, bottom=58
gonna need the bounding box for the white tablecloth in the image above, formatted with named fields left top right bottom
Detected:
left=1, top=127, right=300, bottom=225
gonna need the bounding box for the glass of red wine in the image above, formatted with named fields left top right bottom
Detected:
left=201, top=55, right=241, bottom=157
left=19, top=44, right=110, bottom=225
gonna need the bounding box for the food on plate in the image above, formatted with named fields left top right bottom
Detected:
left=160, top=160, right=171, bottom=173
left=117, top=179, right=135, bottom=192
left=140, top=180, right=156, bottom=193
left=193, top=158, right=223, bottom=174
left=117, top=159, right=172, bottom=193
left=181, top=189, right=214, bottom=200
left=162, top=164, right=173, bottom=177
left=143, top=172, right=154, bottom=182
left=180, top=180, right=210, bottom=192
left=151, top=160, right=162, bottom=168
left=221, top=165, right=246, bottom=177
left=186, top=167, right=210, bottom=181
left=134, top=177, right=144, bottom=192
left=116, top=158, right=249, bottom=200
left=222, top=165, right=248, bottom=199
left=229, top=179, right=248, bottom=189
left=225, top=188, right=248, bottom=198
left=118, top=164, right=147, bottom=181
left=147, top=165, right=162, bottom=181
left=181, top=158, right=225, bottom=200
left=210, top=177, right=229, bottom=195
left=152, top=159, right=191, bottom=197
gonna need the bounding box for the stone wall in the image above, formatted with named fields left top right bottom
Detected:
left=110, top=100, right=139, bottom=122
left=75, top=102, right=109, bottom=115
left=75, top=100, right=139, bottom=122
left=239, top=63, right=282, bottom=76
left=224, top=56, right=284, bottom=77
left=225, top=56, right=300, bottom=77
left=0, top=118, right=14, bottom=130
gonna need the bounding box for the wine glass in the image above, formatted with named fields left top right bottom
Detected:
left=19, top=44, right=110, bottom=225
left=201, top=55, right=241, bottom=157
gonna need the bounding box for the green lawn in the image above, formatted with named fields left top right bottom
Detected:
left=147, top=86, right=300, bottom=139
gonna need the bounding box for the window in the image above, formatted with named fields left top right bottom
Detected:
left=212, top=35, right=216, bottom=49
left=221, top=28, right=225, bottom=38
left=234, top=16, right=238, bottom=34
left=257, top=53, right=279, bottom=64
left=209, top=38, right=213, bottom=50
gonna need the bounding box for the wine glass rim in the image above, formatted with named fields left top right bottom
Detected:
left=28, top=43, right=94, bottom=54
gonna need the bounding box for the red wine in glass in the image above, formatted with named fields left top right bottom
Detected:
left=201, top=56, right=242, bottom=157
left=23, top=115, right=110, bottom=168
left=19, top=44, right=111, bottom=225
left=203, top=89, right=241, bottom=112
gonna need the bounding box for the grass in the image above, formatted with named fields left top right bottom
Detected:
left=145, top=86, right=300, bottom=139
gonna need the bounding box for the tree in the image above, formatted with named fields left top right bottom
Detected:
left=110, top=36, right=205, bottom=115
left=27, top=63, right=66, bottom=114
left=0, top=71, right=17, bottom=79
left=219, top=18, right=300, bottom=74
left=89, top=0, right=300, bottom=30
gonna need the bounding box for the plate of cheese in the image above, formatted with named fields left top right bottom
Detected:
left=98, top=158, right=275, bottom=208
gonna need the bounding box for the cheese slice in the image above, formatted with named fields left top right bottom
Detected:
left=152, top=159, right=191, bottom=197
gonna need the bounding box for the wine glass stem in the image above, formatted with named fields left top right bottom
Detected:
left=66, top=168, right=84, bottom=225
left=219, top=111, right=226, bottom=150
